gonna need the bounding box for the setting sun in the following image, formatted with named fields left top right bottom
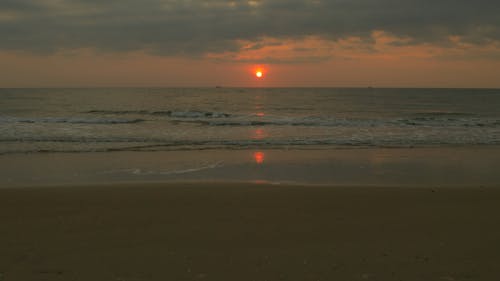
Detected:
left=251, top=65, right=267, bottom=80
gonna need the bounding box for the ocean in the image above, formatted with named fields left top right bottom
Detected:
left=1, top=87, right=500, bottom=186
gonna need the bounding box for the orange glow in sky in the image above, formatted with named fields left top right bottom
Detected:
left=2, top=43, right=499, bottom=87
left=253, top=66, right=266, bottom=79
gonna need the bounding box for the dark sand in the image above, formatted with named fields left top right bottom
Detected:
left=1, top=183, right=499, bottom=281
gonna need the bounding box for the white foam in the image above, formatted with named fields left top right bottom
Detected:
left=0, top=116, right=144, bottom=124
left=100, top=161, right=224, bottom=176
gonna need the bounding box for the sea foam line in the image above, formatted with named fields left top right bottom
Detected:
left=99, top=161, right=224, bottom=176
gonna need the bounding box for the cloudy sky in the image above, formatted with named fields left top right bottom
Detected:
left=1, top=0, right=499, bottom=87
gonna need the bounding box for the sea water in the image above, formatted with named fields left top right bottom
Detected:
left=2, top=87, right=500, bottom=153
left=1, top=87, right=500, bottom=186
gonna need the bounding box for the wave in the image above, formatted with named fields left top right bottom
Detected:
left=0, top=116, right=145, bottom=124
left=99, top=161, right=224, bottom=176
left=2, top=114, right=498, bottom=128
left=397, top=117, right=500, bottom=127
left=86, top=110, right=160, bottom=115
left=85, top=110, right=231, bottom=118
left=83, top=109, right=499, bottom=128
left=412, top=111, right=477, bottom=117
left=2, top=136, right=500, bottom=155
left=176, top=117, right=500, bottom=128
left=204, top=120, right=375, bottom=127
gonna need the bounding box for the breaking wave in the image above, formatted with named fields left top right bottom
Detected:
left=178, top=117, right=500, bottom=128
left=85, top=110, right=230, bottom=118
left=0, top=116, right=145, bottom=124
left=83, top=109, right=500, bottom=128
left=2, top=136, right=500, bottom=155
left=100, top=161, right=224, bottom=176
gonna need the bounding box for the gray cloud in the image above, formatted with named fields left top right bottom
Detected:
left=1, top=0, right=499, bottom=59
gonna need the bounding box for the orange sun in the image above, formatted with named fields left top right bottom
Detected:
left=252, top=65, right=267, bottom=79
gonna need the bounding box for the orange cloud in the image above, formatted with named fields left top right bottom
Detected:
left=1, top=33, right=499, bottom=88
left=205, top=31, right=500, bottom=64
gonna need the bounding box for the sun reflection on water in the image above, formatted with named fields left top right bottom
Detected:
left=252, top=128, right=267, bottom=140
left=253, top=151, right=265, bottom=164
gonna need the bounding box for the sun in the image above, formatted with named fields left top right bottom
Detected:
left=252, top=65, right=267, bottom=79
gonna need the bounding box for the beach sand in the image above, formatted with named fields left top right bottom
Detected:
left=1, top=183, right=499, bottom=280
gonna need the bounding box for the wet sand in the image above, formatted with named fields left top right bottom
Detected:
left=3, top=147, right=500, bottom=187
left=1, top=183, right=499, bottom=281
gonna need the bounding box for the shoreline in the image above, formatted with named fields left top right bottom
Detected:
left=3, top=179, right=499, bottom=190
left=2, top=146, right=500, bottom=187
left=1, top=182, right=500, bottom=280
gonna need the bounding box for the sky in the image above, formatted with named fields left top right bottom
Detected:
left=1, top=0, right=500, bottom=88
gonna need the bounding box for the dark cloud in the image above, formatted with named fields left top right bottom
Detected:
left=1, top=0, right=499, bottom=58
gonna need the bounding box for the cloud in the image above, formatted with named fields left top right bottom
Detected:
left=1, top=0, right=500, bottom=62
